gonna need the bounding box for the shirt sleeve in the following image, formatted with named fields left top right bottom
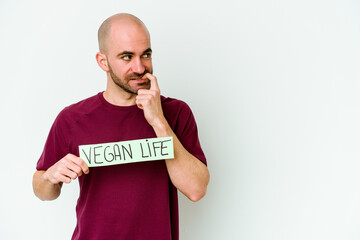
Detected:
left=174, top=102, right=207, bottom=166
left=36, top=109, right=70, bottom=170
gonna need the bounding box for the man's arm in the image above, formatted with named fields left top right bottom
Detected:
left=136, top=73, right=210, bottom=202
left=33, top=170, right=63, bottom=200
left=156, top=124, right=209, bottom=202
left=33, top=154, right=89, bottom=201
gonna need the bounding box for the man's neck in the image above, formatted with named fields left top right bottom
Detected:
left=103, top=85, right=137, bottom=107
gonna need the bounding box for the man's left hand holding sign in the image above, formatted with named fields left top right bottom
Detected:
left=33, top=154, right=89, bottom=200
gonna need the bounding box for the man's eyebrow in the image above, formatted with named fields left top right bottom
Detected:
left=143, top=48, right=152, bottom=53
left=117, top=51, right=134, bottom=57
left=116, top=48, right=152, bottom=57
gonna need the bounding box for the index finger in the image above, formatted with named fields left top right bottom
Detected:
left=143, top=73, right=159, bottom=91
left=68, top=154, right=90, bottom=174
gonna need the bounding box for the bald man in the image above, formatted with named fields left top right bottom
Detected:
left=33, top=13, right=209, bottom=240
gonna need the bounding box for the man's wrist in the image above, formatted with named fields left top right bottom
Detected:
left=152, top=118, right=172, bottom=137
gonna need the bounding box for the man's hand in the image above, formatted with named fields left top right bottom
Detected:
left=43, top=153, right=89, bottom=184
left=136, top=73, right=166, bottom=127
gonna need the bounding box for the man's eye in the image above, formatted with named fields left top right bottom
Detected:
left=143, top=53, right=151, bottom=58
left=122, top=55, right=131, bottom=60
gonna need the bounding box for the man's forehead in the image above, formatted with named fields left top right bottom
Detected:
left=110, top=36, right=150, bottom=52
left=106, top=25, right=150, bottom=52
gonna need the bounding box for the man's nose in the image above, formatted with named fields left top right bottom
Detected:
left=131, top=57, right=145, bottom=74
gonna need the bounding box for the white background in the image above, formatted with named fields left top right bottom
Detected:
left=1, top=0, right=360, bottom=239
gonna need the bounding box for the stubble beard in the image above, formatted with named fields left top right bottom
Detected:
left=108, top=64, right=151, bottom=95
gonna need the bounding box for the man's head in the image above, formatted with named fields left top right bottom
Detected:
left=96, top=13, right=153, bottom=94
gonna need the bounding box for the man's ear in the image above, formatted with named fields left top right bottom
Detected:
left=96, top=52, right=109, bottom=71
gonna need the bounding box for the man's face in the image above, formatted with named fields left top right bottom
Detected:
left=105, top=24, right=153, bottom=95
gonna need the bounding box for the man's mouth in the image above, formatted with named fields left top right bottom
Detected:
left=130, top=78, right=149, bottom=85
